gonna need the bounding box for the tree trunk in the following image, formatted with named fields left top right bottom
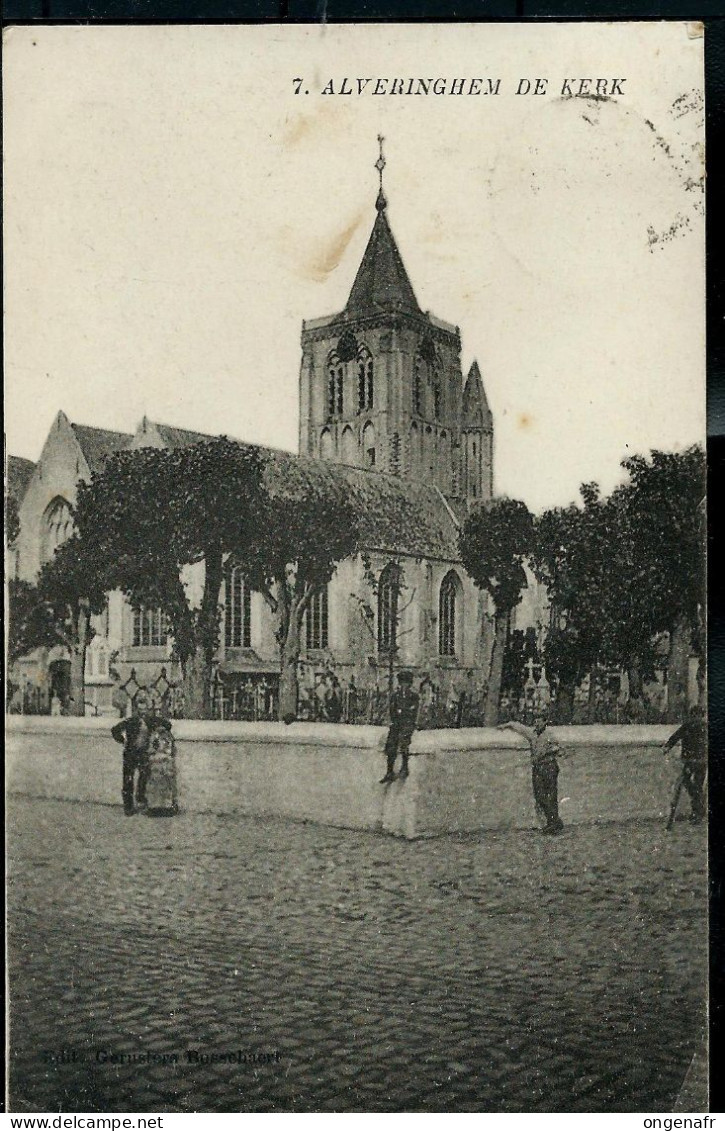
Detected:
left=484, top=611, right=508, bottom=727
left=555, top=681, right=575, bottom=725
left=586, top=665, right=598, bottom=723
left=196, top=547, right=224, bottom=719
left=627, top=654, right=643, bottom=699
left=279, top=614, right=302, bottom=721
left=182, top=646, right=207, bottom=719
left=667, top=612, right=691, bottom=722
left=67, top=602, right=90, bottom=717
left=68, top=648, right=86, bottom=716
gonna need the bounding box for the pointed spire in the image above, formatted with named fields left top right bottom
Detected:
left=375, top=134, right=387, bottom=212
left=345, top=139, right=420, bottom=316
left=463, top=361, right=493, bottom=429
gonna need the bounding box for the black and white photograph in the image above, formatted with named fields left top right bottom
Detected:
left=4, top=22, right=708, bottom=1114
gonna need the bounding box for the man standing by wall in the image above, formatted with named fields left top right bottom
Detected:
left=111, top=689, right=171, bottom=816
left=499, top=713, right=565, bottom=835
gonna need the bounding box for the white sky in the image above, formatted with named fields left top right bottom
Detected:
left=3, top=22, right=705, bottom=512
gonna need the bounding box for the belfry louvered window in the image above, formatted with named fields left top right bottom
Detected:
left=358, top=348, right=374, bottom=411
left=328, top=362, right=344, bottom=416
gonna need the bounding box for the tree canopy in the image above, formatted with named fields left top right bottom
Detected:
left=8, top=535, right=109, bottom=714
left=531, top=483, right=611, bottom=701
left=74, top=440, right=363, bottom=718
left=74, top=438, right=265, bottom=715
left=6, top=495, right=20, bottom=548
left=533, top=445, right=705, bottom=719
left=459, top=497, right=534, bottom=616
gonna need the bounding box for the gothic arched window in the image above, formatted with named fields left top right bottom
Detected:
left=439, top=571, right=461, bottom=657
left=327, top=353, right=344, bottom=416
left=341, top=425, right=357, bottom=466
left=305, top=585, right=329, bottom=650
left=320, top=428, right=333, bottom=461
left=328, top=366, right=336, bottom=417
left=378, top=562, right=401, bottom=654
left=225, top=566, right=251, bottom=649
left=41, top=496, right=73, bottom=563
left=357, top=347, right=374, bottom=412
left=336, top=365, right=344, bottom=414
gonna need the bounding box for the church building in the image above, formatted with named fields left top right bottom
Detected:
left=9, top=157, right=513, bottom=718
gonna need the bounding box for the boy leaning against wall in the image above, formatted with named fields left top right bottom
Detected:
left=499, top=713, right=565, bottom=835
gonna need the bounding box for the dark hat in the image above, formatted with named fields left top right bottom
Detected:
left=397, top=670, right=414, bottom=685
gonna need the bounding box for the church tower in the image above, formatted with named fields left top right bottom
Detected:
left=299, top=141, right=493, bottom=503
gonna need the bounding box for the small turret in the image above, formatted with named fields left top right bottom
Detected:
left=460, top=361, right=493, bottom=502
left=462, top=361, right=493, bottom=430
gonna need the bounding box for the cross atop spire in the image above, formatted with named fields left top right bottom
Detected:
left=375, top=134, right=387, bottom=212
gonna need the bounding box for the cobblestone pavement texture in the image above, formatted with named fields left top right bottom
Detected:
left=8, top=798, right=707, bottom=1113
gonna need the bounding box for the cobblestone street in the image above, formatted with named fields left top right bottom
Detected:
left=8, top=798, right=707, bottom=1113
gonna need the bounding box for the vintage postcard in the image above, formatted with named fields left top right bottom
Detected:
left=5, top=22, right=707, bottom=1115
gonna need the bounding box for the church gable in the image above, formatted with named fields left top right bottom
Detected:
left=13, top=411, right=132, bottom=582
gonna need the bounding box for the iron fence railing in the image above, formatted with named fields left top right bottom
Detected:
left=8, top=667, right=672, bottom=726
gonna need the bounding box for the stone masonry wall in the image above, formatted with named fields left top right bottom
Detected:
left=6, top=717, right=680, bottom=839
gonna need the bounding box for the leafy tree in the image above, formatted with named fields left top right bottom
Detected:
left=6, top=494, right=20, bottom=549
left=532, top=485, right=612, bottom=722
left=8, top=579, right=49, bottom=667
left=74, top=439, right=265, bottom=718
left=238, top=457, right=362, bottom=719
left=38, top=537, right=109, bottom=714
left=77, top=442, right=362, bottom=721
left=7, top=537, right=108, bottom=714
left=603, top=446, right=705, bottom=720
left=459, top=498, right=534, bottom=725
left=533, top=447, right=705, bottom=723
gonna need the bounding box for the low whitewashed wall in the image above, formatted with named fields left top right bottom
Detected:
left=5, top=716, right=680, bottom=838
